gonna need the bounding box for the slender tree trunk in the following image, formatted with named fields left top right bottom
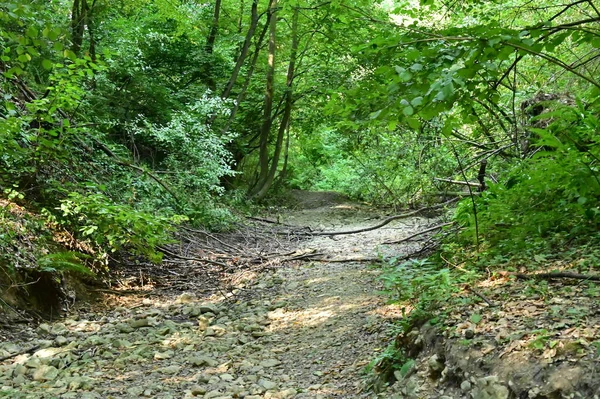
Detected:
left=249, top=0, right=278, bottom=196
left=222, top=0, right=259, bottom=100
left=71, top=0, right=87, bottom=55
left=253, top=7, right=299, bottom=200
left=204, top=0, right=222, bottom=91
left=220, top=15, right=270, bottom=136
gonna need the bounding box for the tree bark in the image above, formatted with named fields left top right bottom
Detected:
left=219, top=14, right=270, bottom=136
left=252, top=6, right=299, bottom=200
left=221, top=0, right=260, bottom=100
left=204, top=0, right=222, bottom=91
left=71, top=0, right=87, bottom=55
left=249, top=0, right=278, bottom=197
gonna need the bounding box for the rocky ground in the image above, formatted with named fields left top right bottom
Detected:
left=0, top=191, right=438, bottom=399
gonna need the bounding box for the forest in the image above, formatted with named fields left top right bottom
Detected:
left=1, top=0, right=600, bottom=398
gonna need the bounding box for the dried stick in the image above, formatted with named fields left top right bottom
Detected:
left=510, top=271, right=600, bottom=282
left=383, top=222, right=454, bottom=244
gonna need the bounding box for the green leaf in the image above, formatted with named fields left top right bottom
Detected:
left=26, top=26, right=38, bottom=38
left=41, top=59, right=53, bottom=70
left=410, top=96, right=424, bottom=107
left=470, top=314, right=482, bottom=324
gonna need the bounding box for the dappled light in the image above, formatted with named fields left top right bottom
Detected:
left=2, top=0, right=600, bottom=397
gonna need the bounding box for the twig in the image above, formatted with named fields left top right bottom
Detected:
left=383, top=222, right=454, bottom=244
left=158, top=246, right=230, bottom=268
left=434, top=178, right=482, bottom=187
left=509, top=271, right=600, bottom=282
left=466, top=286, right=497, bottom=307
left=89, top=288, right=154, bottom=296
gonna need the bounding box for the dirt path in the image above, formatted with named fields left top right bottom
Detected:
left=0, top=192, right=438, bottom=399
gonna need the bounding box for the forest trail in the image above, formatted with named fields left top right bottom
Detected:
left=0, top=191, right=439, bottom=399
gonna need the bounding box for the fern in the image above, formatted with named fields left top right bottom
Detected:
left=38, top=252, right=95, bottom=276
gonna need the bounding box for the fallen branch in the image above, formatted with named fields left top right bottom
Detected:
left=286, top=198, right=458, bottom=237
left=466, top=286, right=497, bottom=307
left=158, top=246, right=230, bottom=268
left=434, top=178, right=482, bottom=187
left=509, top=271, right=600, bottom=282
left=309, top=257, right=383, bottom=263
left=90, top=288, right=154, bottom=296
left=247, top=216, right=299, bottom=228
left=383, top=222, right=455, bottom=244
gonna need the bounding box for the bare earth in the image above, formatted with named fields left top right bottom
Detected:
left=0, top=191, right=437, bottom=399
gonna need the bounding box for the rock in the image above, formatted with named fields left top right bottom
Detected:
left=13, top=364, right=27, bottom=376
left=159, top=365, right=181, bottom=375
left=472, top=376, right=509, bottom=399
left=428, top=354, right=445, bottom=373
left=220, top=373, right=234, bottom=381
left=199, top=303, right=220, bottom=315
left=38, top=323, right=52, bottom=334
left=465, top=329, right=475, bottom=339
left=12, top=374, right=26, bottom=385
left=177, top=292, right=197, bottom=304
left=130, top=318, right=150, bottom=328
left=190, top=355, right=218, bottom=367
left=154, top=350, right=174, bottom=360
left=54, top=336, right=69, bottom=346
left=259, top=379, right=278, bottom=390
left=461, top=380, right=472, bottom=392
left=116, top=323, right=134, bottom=333
left=197, top=316, right=211, bottom=332
left=190, top=385, right=206, bottom=396
left=260, top=359, right=281, bottom=368
left=205, top=390, right=224, bottom=399
left=32, top=365, right=59, bottom=382
left=205, top=325, right=227, bottom=337
left=50, top=323, right=68, bottom=335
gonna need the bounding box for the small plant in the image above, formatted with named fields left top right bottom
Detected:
left=38, top=252, right=94, bottom=276
left=380, top=258, right=456, bottom=311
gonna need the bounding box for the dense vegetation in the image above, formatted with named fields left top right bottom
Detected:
left=1, top=0, right=600, bottom=322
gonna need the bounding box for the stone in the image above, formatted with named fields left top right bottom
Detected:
left=472, top=376, right=509, bottom=399
left=190, top=355, right=218, bottom=367
left=465, top=329, right=475, bottom=339
left=13, top=364, right=27, bottom=376
left=177, top=292, right=197, bottom=304
left=259, top=379, right=278, bottom=390
left=199, top=303, right=220, bottom=315
left=38, top=323, right=52, bottom=334
left=190, top=385, right=206, bottom=396
left=220, top=373, right=234, bottom=381
left=260, top=359, right=281, bottom=368
left=461, top=380, right=472, bottom=392
left=12, top=374, right=26, bottom=385
left=54, top=336, right=69, bottom=346
left=32, top=365, right=59, bottom=382
left=154, top=350, right=174, bottom=360
left=160, top=365, right=180, bottom=375
left=129, top=318, right=150, bottom=328
left=428, top=354, right=445, bottom=372
left=205, top=325, right=227, bottom=337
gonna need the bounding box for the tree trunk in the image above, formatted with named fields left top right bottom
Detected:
left=71, top=0, right=87, bottom=55
left=221, top=0, right=259, bottom=100
left=220, top=14, right=270, bottom=136
left=249, top=0, right=278, bottom=197
left=252, top=6, right=299, bottom=200
left=204, top=0, right=222, bottom=91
